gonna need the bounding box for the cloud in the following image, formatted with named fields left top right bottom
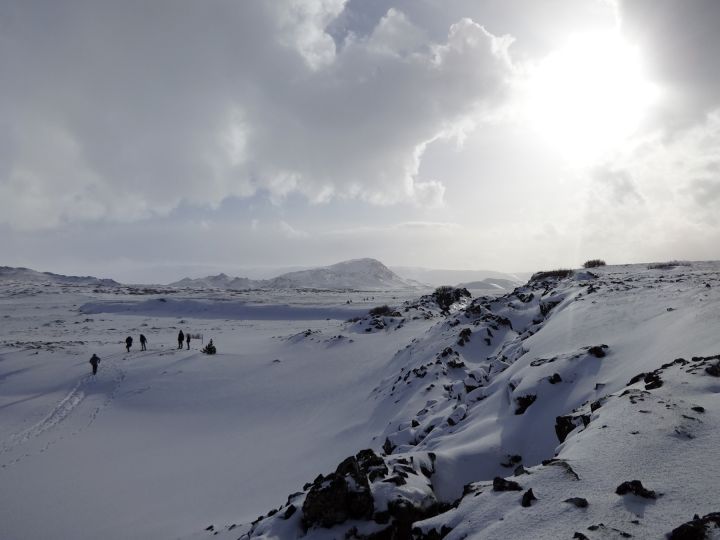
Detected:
left=617, top=0, right=720, bottom=127
left=0, top=1, right=513, bottom=230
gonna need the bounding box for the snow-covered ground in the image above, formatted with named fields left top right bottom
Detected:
left=2, top=262, right=720, bottom=539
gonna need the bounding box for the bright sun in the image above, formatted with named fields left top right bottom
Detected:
left=525, top=33, right=658, bottom=164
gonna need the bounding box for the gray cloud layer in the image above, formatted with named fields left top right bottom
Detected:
left=0, top=1, right=512, bottom=230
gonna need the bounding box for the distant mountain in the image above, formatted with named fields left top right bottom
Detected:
left=265, top=258, right=420, bottom=290
left=170, top=258, right=423, bottom=290
left=170, top=273, right=254, bottom=290
left=391, top=266, right=527, bottom=287
left=0, top=266, right=120, bottom=287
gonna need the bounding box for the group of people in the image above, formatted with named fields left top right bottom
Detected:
left=177, top=330, right=192, bottom=350
left=89, top=330, right=197, bottom=375
left=124, top=334, right=148, bottom=352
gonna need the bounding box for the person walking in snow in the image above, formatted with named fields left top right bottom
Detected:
left=139, top=334, right=147, bottom=351
left=177, top=330, right=184, bottom=349
left=186, top=332, right=191, bottom=350
left=125, top=336, right=133, bottom=352
left=89, top=354, right=100, bottom=375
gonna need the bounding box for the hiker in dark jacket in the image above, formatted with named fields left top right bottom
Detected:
left=178, top=330, right=184, bottom=349
left=89, top=354, right=100, bottom=375
left=125, top=336, right=133, bottom=352
left=186, top=332, right=191, bottom=350
left=139, top=334, right=147, bottom=351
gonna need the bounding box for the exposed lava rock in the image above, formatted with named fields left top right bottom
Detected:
left=521, top=489, right=537, bottom=507
left=564, top=497, right=589, bottom=508
left=493, top=477, right=523, bottom=492
left=302, top=450, right=388, bottom=530
left=615, top=480, right=657, bottom=499
left=515, top=394, right=537, bottom=415
left=668, top=512, right=720, bottom=540
left=587, top=345, right=608, bottom=358
left=548, top=373, right=563, bottom=384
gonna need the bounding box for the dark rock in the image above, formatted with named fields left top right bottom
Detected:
left=615, top=480, right=657, bottom=499
left=564, top=497, right=589, bottom=508
left=412, top=419, right=420, bottom=428
left=521, top=489, right=537, bottom=507
left=205, top=525, right=214, bottom=531
left=590, top=399, right=604, bottom=412
left=573, top=533, right=590, bottom=540
left=644, top=372, right=663, bottom=390
left=383, top=438, right=395, bottom=456
left=414, top=525, right=453, bottom=540
left=515, top=394, right=537, bottom=415
left=548, top=373, right=562, bottom=384
left=706, top=363, right=720, bottom=377
left=493, top=477, right=522, bottom=492
left=628, top=372, right=646, bottom=385
left=281, top=504, right=297, bottom=520
left=668, top=512, right=720, bottom=540
left=587, top=345, right=608, bottom=358
left=555, top=415, right=581, bottom=443
left=691, top=406, right=705, bottom=413
left=514, top=465, right=529, bottom=476
left=302, top=454, right=374, bottom=530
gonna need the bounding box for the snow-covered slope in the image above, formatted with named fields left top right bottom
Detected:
left=210, top=262, right=720, bottom=540
left=0, top=266, right=120, bottom=287
left=3, top=262, right=720, bottom=540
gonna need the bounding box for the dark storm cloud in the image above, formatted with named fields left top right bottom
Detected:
left=618, top=0, right=720, bottom=127
left=0, top=0, right=513, bottom=229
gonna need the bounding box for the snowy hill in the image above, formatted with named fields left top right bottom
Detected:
left=265, top=258, right=421, bottom=290
left=171, top=258, right=422, bottom=290
left=0, top=266, right=120, bottom=287
left=171, top=273, right=254, bottom=290
left=204, top=262, right=720, bottom=540
left=3, top=261, right=720, bottom=539
left=391, top=266, right=529, bottom=287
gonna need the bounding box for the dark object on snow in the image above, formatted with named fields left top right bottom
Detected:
left=706, top=363, right=720, bottom=377
left=515, top=394, right=537, bottom=415
left=201, top=340, right=216, bottom=355
left=521, top=489, right=537, bottom=507
left=139, top=334, right=147, bottom=351
left=582, top=259, right=606, bottom=268
left=668, top=512, right=720, bottom=540
left=530, top=269, right=573, bottom=282
left=493, top=477, right=522, bottom=492
left=587, top=345, right=608, bottom=358
left=432, top=286, right=471, bottom=312
left=89, top=354, right=100, bottom=375
left=615, top=480, right=657, bottom=499
left=573, top=533, right=590, bottom=540
left=186, top=332, right=191, bottom=350
left=301, top=451, right=376, bottom=530
left=548, top=373, right=562, bottom=384
left=125, top=336, right=133, bottom=352
left=177, top=330, right=184, bottom=349
left=369, top=305, right=395, bottom=317
left=564, top=497, right=589, bottom=508
left=555, top=415, right=586, bottom=443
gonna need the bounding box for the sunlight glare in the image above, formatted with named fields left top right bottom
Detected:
left=526, top=33, right=658, bottom=164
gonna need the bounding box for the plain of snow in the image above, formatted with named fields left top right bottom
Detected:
left=1, top=262, right=720, bottom=539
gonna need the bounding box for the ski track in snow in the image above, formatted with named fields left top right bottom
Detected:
left=0, top=350, right=129, bottom=468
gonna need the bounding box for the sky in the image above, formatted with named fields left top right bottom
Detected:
left=2, top=0, right=720, bottom=283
